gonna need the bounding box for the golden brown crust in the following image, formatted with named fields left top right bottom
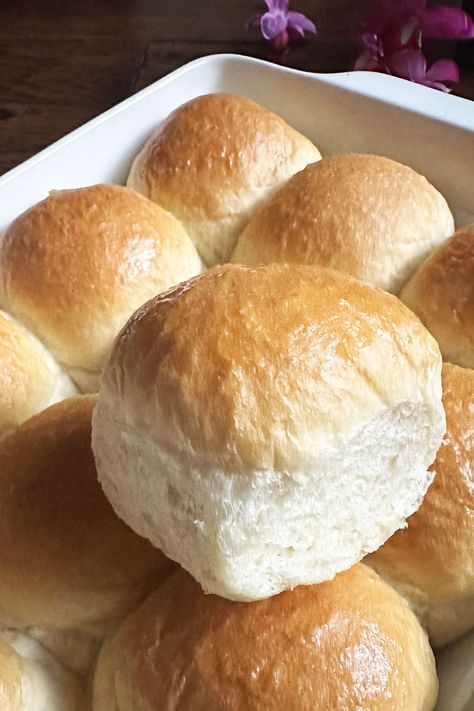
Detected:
left=231, top=153, right=454, bottom=294
left=127, top=93, right=321, bottom=265
left=0, top=638, right=23, bottom=710
left=92, top=565, right=438, bottom=711
left=400, top=225, right=474, bottom=368
left=0, top=310, right=76, bottom=440
left=367, top=363, right=474, bottom=599
left=0, top=397, right=173, bottom=633
left=103, top=263, right=442, bottom=473
left=0, top=185, right=201, bottom=384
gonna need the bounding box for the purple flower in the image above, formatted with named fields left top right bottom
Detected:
left=365, top=0, right=474, bottom=41
left=388, top=48, right=459, bottom=92
left=367, top=0, right=424, bottom=35
left=353, top=33, right=385, bottom=71
left=417, top=6, right=474, bottom=40
left=353, top=0, right=473, bottom=91
left=249, top=0, right=317, bottom=51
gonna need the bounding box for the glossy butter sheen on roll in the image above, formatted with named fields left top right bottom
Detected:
left=92, top=565, right=438, bottom=711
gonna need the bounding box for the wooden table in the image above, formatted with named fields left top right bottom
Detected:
left=1, top=0, right=473, bottom=176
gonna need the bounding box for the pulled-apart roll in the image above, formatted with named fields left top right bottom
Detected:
left=93, top=263, right=445, bottom=601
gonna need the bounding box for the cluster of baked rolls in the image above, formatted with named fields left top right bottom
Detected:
left=0, top=93, right=472, bottom=710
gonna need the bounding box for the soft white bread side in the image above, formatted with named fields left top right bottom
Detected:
left=367, top=363, right=474, bottom=648
left=93, top=263, right=445, bottom=601
left=0, top=310, right=76, bottom=440
left=400, top=224, right=474, bottom=369
left=0, top=184, right=202, bottom=391
left=127, top=93, right=321, bottom=266
left=92, top=565, right=438, bottom=711
left=0, top=397, right=174, bottom=674
left=0, top=629, right=84, bottom=711
left=231, top=153, right=454, bottom=294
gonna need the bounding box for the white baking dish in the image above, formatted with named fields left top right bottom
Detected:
left=0, top=53, right=473, bottom=710
left=1, top=53, right=473, bottom=232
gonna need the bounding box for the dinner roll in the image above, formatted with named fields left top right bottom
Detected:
left=400, top=224, right=474, bottom=369
left=0, top=184, right=202, bottom=392
left=0, top=396, right=174, bottom=674
left=231, top=153, right=454, bottom=294
left=0, top=629, right=83, bottom=711
left=0, top=310, right=76, bottom=440
left=93, top=263, right=445, bottom=602
left=127, top=93, right=321, bottom=265
left=436, top=629, right=474, bottom=711
left=92, top=565, right=438, bottom=711
left=367, top=363, right=474, bottom=648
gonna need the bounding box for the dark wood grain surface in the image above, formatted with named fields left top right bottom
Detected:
left=1, top=0, right=473, bottom=176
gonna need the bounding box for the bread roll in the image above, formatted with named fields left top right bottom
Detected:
left=0, top=184, right=202, bottom=391
left=93, top=263, right=445, bottom=601
left=436, top=629, right=474, bottom=711
left=231, top=153, right=454, bottom=294
left=0, top=310, right=76, bottom=440
left=127, top=93, right=321, bottom=266
left=400, top=224, right=474, bottom=369
left=0, top=397, right=174, bottom=674
left=367, top=363, right=474, bottom=647
left=0, top=629, right=83, bottom=711
left=92, top=565, right=438, bottom=711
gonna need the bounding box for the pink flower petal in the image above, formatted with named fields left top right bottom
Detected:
left=417, top=7, right=474, bottom=39
left=287, top=25, right=304, bottom=39
left=388, top=48, right=427, bottom=82
left=361, top=32, right=378, bottom=51
left=260, top=11, right=288, bottom=40
left=425, top=58, right=459, bottom=83
left=368, top=0, right=426, bottom=34
left=357, top=34, right=385, bottom=68
left=423, top=80, right=452, bottom=92
left=381, top=24, right=421, bottom=56
left=286, top=11, right=317, bottom=34
left=270, top=29, right=290, bottom=50
left=265, top=0, right=289, bottom=12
